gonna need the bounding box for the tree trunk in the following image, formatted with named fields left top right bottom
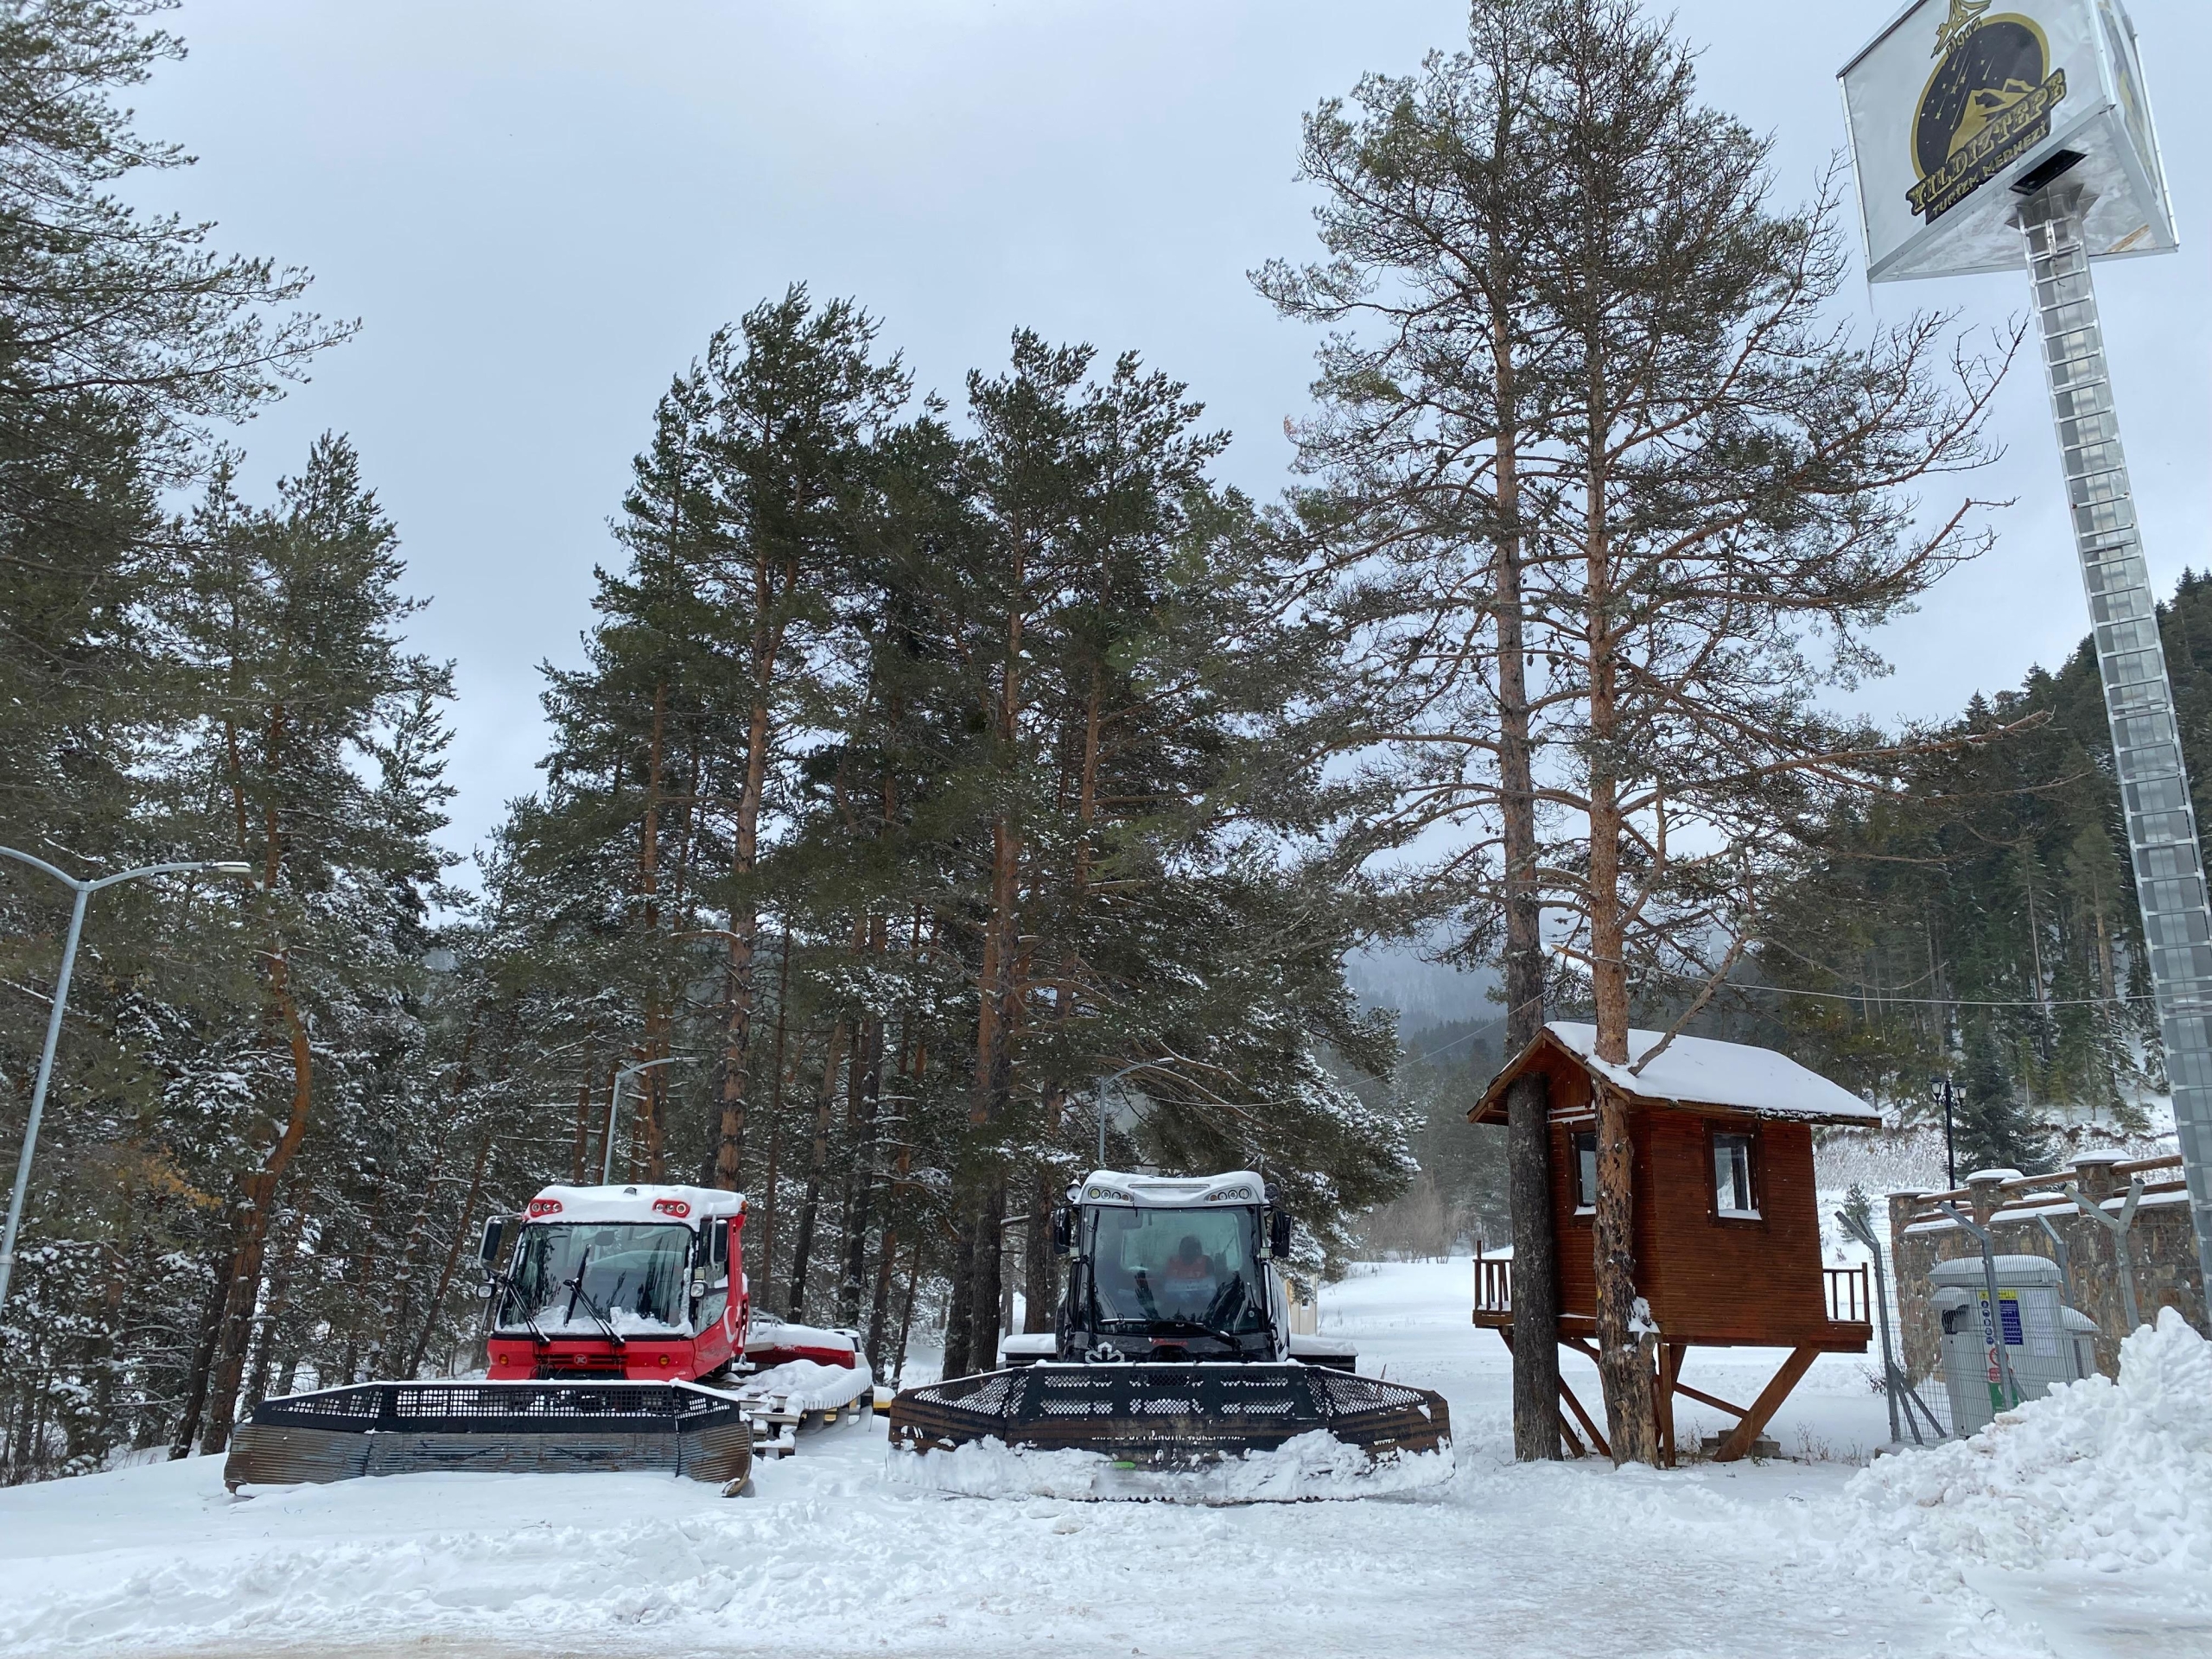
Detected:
left=406, top=1127, right=495, bottom=1376
left=940, top=1216, right=976, bottom=1380
left=242, top=1176, right=310, bottom=1414
left=639, top=686, right=669, bottom=1183
left=785, top=1020, right=844, bottom=1320
left=865, top=1224, right=897, bottom=1374
left=1022, top=1171, right=1055, bottom=1334
left=569, top=1050, right=596, bottom=1184
left=200, top=950, right=318, bottom=1455
left=836, top=999, right=885, bottom=1329
left=1505, top=1072, right=1560, bottom=1459
left=1592, top=1080, right=1660, bottom=1465
left=1584, top=454, right=1660, bottom=1467
left=969, top=1186, right=1007, bottom=1368
left=1492, top=254, right=1557, bottom=1463
left=167, top=1263, right=230, bottom=1458
left=891, top=1231, right=923, bottom=1386
left=713, top=678, right=773, bottom=1190
left=756, top=929, right=793, bottom=1285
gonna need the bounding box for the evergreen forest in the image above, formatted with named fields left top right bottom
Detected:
left=0, top=0, right=2188, bottom=1481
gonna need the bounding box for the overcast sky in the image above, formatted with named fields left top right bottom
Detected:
left=128, top=0, right=2212, bottom=864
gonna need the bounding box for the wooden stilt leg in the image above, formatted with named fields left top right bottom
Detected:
left=1557, top=1412, right=1586, bottom=1458
left=1671, top=1378, right=1749, bottom=1420
left=1656, top=1342, right=1684, bottom=1469
left=1713, top=1345, right=1817, bottom=1463
left=1556, top=1370, right=1610, bottom=1460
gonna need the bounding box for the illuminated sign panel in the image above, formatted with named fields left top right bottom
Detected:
left=1841, top=0, right=2174, bottom=282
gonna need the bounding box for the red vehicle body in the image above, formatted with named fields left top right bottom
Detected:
left=483, top=1183, right=858, bottom=1383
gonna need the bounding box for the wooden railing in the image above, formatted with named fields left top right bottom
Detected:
left=1476, top=1255, right=1513, bottom=1315
left=1478, top=1253, right=1866, bottom=1327
left=1824, top=1263, right=1871, bottom=1325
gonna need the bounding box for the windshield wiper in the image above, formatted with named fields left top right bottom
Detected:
left=1202, top=1273, right=1254, bottom=1338
left=1131, top=1268, right=1165, bottom=1324
left=1150, top=1316, right=1249, bottom=1351
left=562, top=1249, right=627, bottom=1347
left=486, top=1269, right=551, bottom=1346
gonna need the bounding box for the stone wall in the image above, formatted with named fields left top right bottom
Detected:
left=1887, top=1154, right=2205, bottom=1381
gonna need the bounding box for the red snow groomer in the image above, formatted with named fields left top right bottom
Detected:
left=223, top=1183, right=872, bottom=1495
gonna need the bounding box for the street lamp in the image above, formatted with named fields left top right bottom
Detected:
left=0, top=848, right=255, bottom=1313
left=602, top=1054, right=694, bottom=1185
left=1088, top=1060, right=1160, bottom=1168
left=1933, top=1075, right=1959, bottom=1192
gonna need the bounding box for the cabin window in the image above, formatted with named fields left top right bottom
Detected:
left=1573, top=1131, right=1598, bottom=1212
left=1713, top=1131, right=1758, bottom=1218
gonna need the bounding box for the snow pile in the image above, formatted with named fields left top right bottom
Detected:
left=734, top=1357, right=874, bottom=1412
left=1843, top=1308, right=2211, bottom=1578
left=883, top=1429, right=1453, bottom=1503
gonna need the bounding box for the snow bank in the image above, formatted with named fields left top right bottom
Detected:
left=1843, top=1308, right=2211, bottom=1577
left=882, top=1429, right=1454, bottom=1503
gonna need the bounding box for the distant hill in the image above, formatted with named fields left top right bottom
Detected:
left=1345, top=938, right=1503, bottom=1042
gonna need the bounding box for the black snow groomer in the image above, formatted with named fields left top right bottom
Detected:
left=889, top=1171, right=1451, bottom=1498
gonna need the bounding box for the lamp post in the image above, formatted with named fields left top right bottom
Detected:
left=1089, top=1060, right=1160, bottom=1169
left=1936, top=1075, right=1959, bottom=1192
left=602, top=1054, right=692, bottom=1185
left=0, top=848, right=254, bottom=1313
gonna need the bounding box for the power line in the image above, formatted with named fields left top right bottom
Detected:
left=1634, top=963, right=2156, bottom=1013
left=1389, top=964, right=2152, bottom=1074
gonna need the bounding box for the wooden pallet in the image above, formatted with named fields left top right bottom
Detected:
left=741, top=1393, right=872, bottom=1459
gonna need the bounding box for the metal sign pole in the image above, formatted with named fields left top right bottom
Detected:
left=2034, top=1214, right=2086, bottom=1382
left=1837, top=1205, right=1905, bottom=1444
left=2017, top=186, right=2212, bottom=1303
left=2066, top=1173, right=2146, bottom=1330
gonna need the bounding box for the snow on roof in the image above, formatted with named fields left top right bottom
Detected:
left=1484, top=1022, right=1878, bottom=1124
left=1079, top=1170, right=1265, bottom=1206
left=525, top=1183, right=744, bottom=1229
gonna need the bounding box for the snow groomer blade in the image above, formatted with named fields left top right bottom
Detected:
left=887, top=1362, right=1448, bottom=1470
left=221, top=1379, right=753, bottom=1491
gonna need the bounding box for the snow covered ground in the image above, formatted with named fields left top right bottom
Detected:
left=1, top=1260, right=2205, bottom=1659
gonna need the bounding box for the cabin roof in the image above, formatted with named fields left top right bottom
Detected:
left=1468, top=1022, right=1879, bottom=1127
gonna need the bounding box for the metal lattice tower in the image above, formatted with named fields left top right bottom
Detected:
left=2018, top=187, right=2212, bottom=1297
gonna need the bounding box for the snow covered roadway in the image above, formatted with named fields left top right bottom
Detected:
left=2, top=1260, right=2206, bottom=1659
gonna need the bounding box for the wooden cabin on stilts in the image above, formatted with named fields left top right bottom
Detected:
left=1469, top=1023, right=1876, bottom=1465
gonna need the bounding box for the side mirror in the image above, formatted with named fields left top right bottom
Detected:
left=1052, top=1206, right=1077, bottom=1256
left=478, top=1215, right=515, bottom=1272
left=1269, top=1210, right=1294, bottom=1257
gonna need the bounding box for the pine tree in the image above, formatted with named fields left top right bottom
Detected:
left=1276, top=0, right=2008, bottom=1465
left=691, top=291, right=909, bottom=1198
left=1954, top=1018, right=2054, bottom=1175
left=0, top=3, right=350, bottom=1477
left=162, top=435, right=454, bottom=1454
left=1259, top=0, right=1567, bottom=1462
